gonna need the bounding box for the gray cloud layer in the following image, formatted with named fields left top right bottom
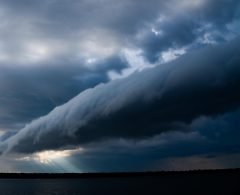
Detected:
left=0, top=56, right=126, bottom=130
left=68, top=107, right=240, bottom=172
left=1, top=38, right=240, bottom=154
left=0, top=0, right=240, bottom=172
left=0, top=0, right=239, bottom=132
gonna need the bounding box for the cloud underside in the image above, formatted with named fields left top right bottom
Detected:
left=0, top=0, right=240, bottom=172
left=0, top=0, right=239, bottom=130
left=1, top=38, right=240, bottom=154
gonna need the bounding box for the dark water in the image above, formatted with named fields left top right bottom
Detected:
left=0, top=174, right=240, bottom=195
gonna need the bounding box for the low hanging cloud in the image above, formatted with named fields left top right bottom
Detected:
left=0, top=55, right=127, bottom=130
left=0, top=0, right=239, bottom=133
left=1, top=37, right=240, bottom=154
left=10, top=108, right=240, bottom=172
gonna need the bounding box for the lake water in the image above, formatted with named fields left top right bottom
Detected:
left=0, top=174, right=239, bottom=195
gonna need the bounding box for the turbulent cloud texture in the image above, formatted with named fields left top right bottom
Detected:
left=1, top=38, right=240, bottom=154
left=0, top=0, right=240, bottom=172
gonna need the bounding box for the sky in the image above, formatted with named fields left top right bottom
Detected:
left=0, top=0, right=240, bottom=173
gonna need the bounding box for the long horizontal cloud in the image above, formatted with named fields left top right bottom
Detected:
left=0, top=0, right=239, bottom=133
left=14, top=108, right=240, bottom=172
left=0, top=55, right=126, bottom=130
left=1, top=37, right=240, bottom=154
left=72, top=108, right=240, bottom=172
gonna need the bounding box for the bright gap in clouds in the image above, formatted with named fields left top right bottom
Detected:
left=161, top=48, right=186, bottom=63
left=15, top=148, right=84, bottom=173
left=108, top=48, right=154, bottom=80
left=29, top=148, right=84, bottom=165
left=19, top=148, right=85, bottom=172
left=35, top=150, right=72, bottom=164
left=108, top=47, right=186, bottom=80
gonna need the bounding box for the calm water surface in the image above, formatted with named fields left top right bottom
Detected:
left=0, top=174, right=239, bottom=195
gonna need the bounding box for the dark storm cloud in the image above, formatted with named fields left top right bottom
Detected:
left=0, top=0, right=239, bottom=133
left=2, top=0, right=237, bottom=36
left=191, top=109, right=240, bottom=149
left=1, top=38, right=240, bottom=154
left=8, top=108, right=240, bottom=172
left=138, top=0, right=240, bottom=62
left=63, top=108, right=240, bottom=172
left=0, top=56, right=126, bottom=130
left=66, top=131, right=204, bottom=172
left=0, top=0, right=168, bottom=35
left=0, top=0, right=238, bottom=63
left=0, top=0, right=240, bottom=175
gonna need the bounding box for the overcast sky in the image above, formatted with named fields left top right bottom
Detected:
left=0, top=0, right=240, bottom=172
